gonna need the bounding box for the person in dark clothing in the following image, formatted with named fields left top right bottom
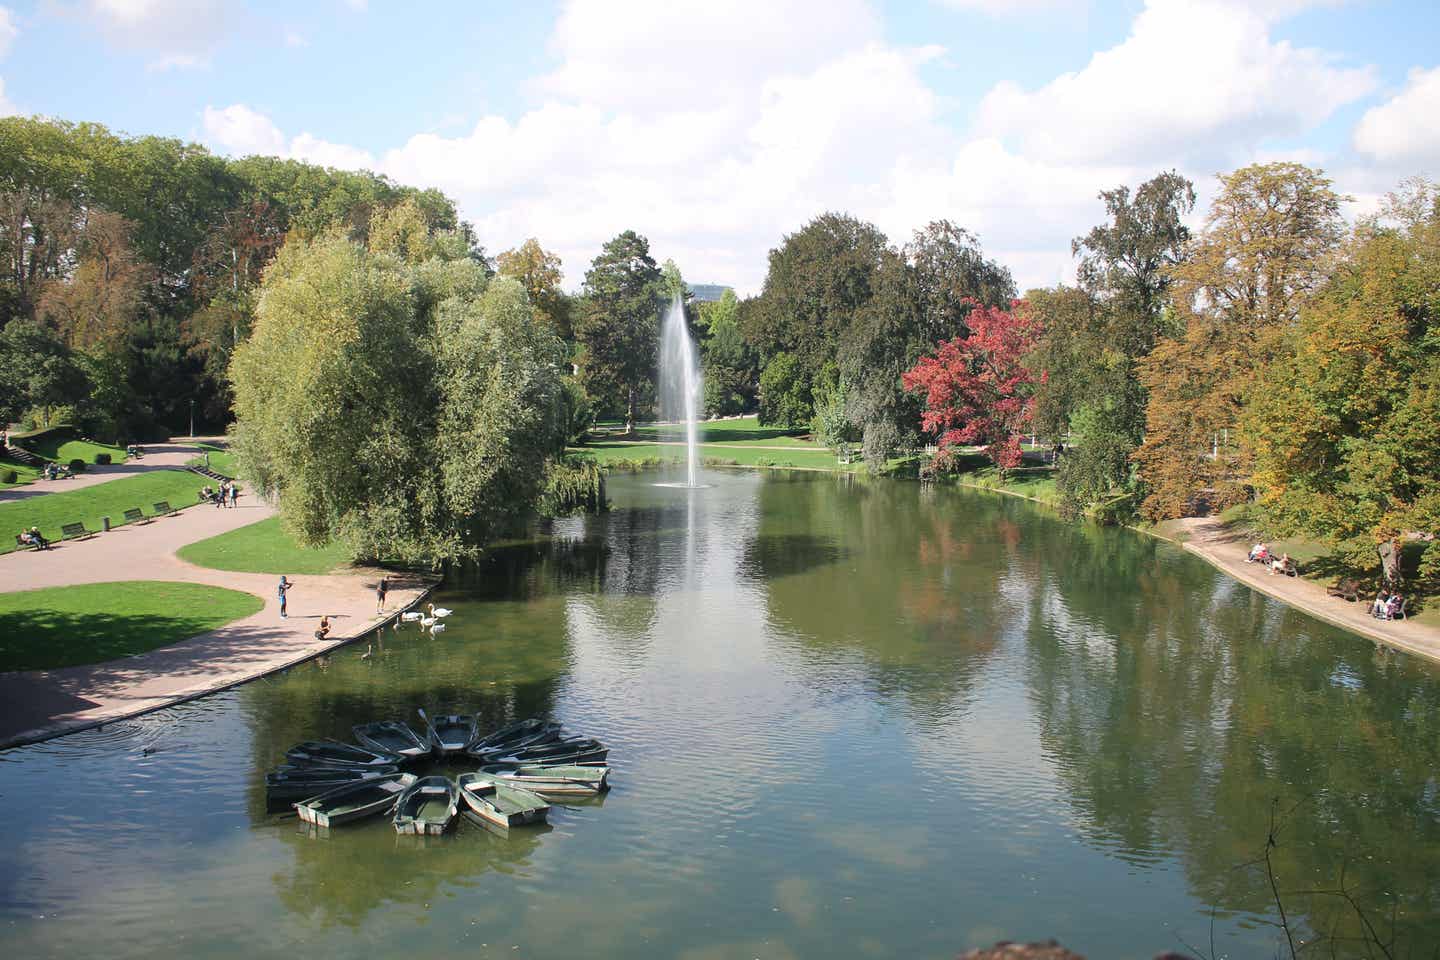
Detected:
left=376, top=576, right=389, bottom=614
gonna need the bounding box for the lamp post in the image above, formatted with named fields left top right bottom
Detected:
left=189, top=399, right=195, bottom=439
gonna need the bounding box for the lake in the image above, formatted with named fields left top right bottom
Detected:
left=2, top=468, right=1439, bottom=959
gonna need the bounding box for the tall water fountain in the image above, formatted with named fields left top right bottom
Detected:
left=658, top=293, right=703, bottom=488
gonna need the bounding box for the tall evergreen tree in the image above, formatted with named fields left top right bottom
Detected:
left=576, top=230, right=663, bottom=433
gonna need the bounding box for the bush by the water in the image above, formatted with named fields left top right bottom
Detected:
left=541, top=458, right=607, bottom=515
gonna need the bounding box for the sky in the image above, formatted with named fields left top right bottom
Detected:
left=2, top=0, right=1438, bottom=294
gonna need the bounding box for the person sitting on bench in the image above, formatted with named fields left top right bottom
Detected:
left=1247, top=543, right=1270, bottom=563
left=19, top=528, right=50, bottom=550
left=1372, top=592, right=1393, bottom=618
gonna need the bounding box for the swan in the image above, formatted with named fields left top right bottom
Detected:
left=429, top=622, right=446, bottom=634
left=429, top=603, right=454, bottom=618
left=420, top=615, right=437, bottom=628
left=400, top=611, right=423, bottom=622
left=359, top=643, right=373, bottom=660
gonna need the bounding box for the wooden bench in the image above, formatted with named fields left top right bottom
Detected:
left=14, top=533, right=42, bottom=551
left=122, top=507, right=149, bottom=525
left=60, top=521, right=93, bottom=542
left=153, top=500, right=175, bottom=517
left=1326, top=578, right=1361, bottom=601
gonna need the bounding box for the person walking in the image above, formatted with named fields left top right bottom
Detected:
left=215, top=480, right=228, bottom=509
left=376, top=576, right=389, bottom=614
left=228, top=482, right=238, bottom=508
left=278, top=576, right=293, bottom=619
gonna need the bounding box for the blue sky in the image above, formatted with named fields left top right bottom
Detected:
left=2, top=1, right=1438, bottom=292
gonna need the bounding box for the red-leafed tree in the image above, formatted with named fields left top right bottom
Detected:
left=902, top=299, right=1043, bottom=472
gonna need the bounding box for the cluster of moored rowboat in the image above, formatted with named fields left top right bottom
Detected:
left=265, top=713, right=611, bottom=834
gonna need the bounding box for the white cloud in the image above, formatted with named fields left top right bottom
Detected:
left=1353, top=65, right=1440, bottom=169
left=0, top=77, right=15, bottom=117
left=81, top=0, right=226, bottom=68
left=974, top=0, right=1375, bottom=167
left=203, top=103, right=377, bottom=171
left=934, top=0, right=1082, bottom=14
left=283, top=29, right=308, bottom=49
left=203, top=0, right=1385, bottom=294
left=0, top=6, right=17, bottom=60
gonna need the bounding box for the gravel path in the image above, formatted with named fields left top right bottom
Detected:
left=0, top=447, right=432, bottom=747
left=0, top=441, right=203, bottom=503
left=1175, top=516, right=1440, bottom=663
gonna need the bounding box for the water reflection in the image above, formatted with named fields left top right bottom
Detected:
left=3, top=469, right=1440, bottom=958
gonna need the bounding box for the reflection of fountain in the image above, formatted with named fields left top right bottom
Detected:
left=658, top=293, right=703, bottom=488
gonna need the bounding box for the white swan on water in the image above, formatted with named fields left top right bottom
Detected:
left=420, top=615, right=437, bottom=628
left=429, top=622, right=446, bottom=634
left=400, top=611, right=423, bottom=622
left=429, top=603, right=453, bottom=618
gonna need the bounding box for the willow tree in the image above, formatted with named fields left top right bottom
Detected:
left=230, top=229, right=565, bottom=562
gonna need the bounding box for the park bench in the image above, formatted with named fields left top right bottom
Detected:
left=153, top=500, right=176, bottom=517
left=60, top=521, right=94, bottom=542
left=14, top=533, right=42, bottom=551
left=1326, top=578, right=1361, bottom=601
left=122, top=507, right=150, bottom=525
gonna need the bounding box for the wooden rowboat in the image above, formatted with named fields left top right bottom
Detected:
left=285, top=739, right=400, bottom=770
left=392, top=776, right=459, bottom=835
left=468, top=718, right=558, bottom=753
left=419, top=711, right=478, bottom=755
left=500, top=738, right=608, bottom=766
left=353, top=721, right=431, bottom=760
left=467, top=723, right=562, bottom=760
left=294, top=773, right=416, bottom=827
left=456, top=773, right=550, bottom=828
left=265, top=765, right=397, bottom=802
left=477, top=764, right=610, bottom=796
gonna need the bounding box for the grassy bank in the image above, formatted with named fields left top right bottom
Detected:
left=177, top=515, right=351, bottom=575
left=0, top=454, right=43, bottom=488
left=0, top=470, right=206, bottom=553
left=0, top=581, right=264, bottom=671
left=23, top=434, right=128, bottom=465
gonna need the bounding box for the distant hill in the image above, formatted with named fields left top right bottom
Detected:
left=687, top=283, right=732, bottom=303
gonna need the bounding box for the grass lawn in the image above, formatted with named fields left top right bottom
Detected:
left=177, top=515, right=351, bottom=575
left=0, top=469, right=206, bottom=553
left=0, top=581, right=264, bottom=671
left=572, top=441, right=857, bottom=471
left=0, top=454, right=42, bottom=489
left=595, top=416, right=820, bottom=448
left=23, top=435, right=128, bottom=465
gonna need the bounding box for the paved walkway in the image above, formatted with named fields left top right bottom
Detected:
left=0, top=452, right=433, bottom=747
left=1175, top=516, right=1440, bottom=663
left=0, top=441, right=204, bottom=503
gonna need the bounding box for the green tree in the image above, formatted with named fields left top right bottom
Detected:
left=0, top=319, right=91, bottom=425
left=700, top=290, right=757, bottom=416
left=1031, top=171, right=1195, bottom=517
left=575, top=230, right=663, bottom=433
left=230, top=231, right=565, bottom=562
left=758, top=351, right=814, bottom=429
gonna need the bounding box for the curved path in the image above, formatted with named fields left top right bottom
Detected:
left=0, top=452, right=433, bottom=748
left=1175, top=516, right=1440, bottom=664
left=0, top=440, right=204, bottom=503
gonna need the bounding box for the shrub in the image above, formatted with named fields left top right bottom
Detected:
left=1, top=469, right=16, bottom=484
left=95, top=452, right=111, bottom=465
left=68, top=458, right=86, bottom=473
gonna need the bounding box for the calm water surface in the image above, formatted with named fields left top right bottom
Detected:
left=3, top=469, right=1440, bottom=959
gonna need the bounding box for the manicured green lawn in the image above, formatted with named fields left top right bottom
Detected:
left=23, top=435, right=128, bottom=465
left=572, top=442, right=856, bottom=471
left=177, top=515, right=351, bottom=574
left=0, top=454, right=42, bottom=489
left=0, top=469, right=206, bottom=553
left=596, top=416, right=820, bottom=448
left=0, top=581, right=264, bottom=671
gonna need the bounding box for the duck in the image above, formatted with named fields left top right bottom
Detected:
left=360, top=643, right=373, bottom=660
left=429, top=603, right=454, bottom=618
